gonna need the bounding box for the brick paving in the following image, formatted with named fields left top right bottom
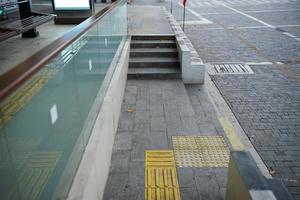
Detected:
left=211, top=65, right=300, bottom=199
left=103, top=80, right=228, bottom=200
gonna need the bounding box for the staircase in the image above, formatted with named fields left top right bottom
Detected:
left=128, top=35, right=181, bottom=79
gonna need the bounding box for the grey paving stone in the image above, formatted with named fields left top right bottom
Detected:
left=128, top=161, right=144, bottom=199
left=194, top=173, right=223, bottom=200
left=117, top=118, right=134, bottom=132
left=128, top=6, right=173, bottom=35
left=220, top=187, right=227, bottom=200
left=177, top=168, right=196, bottom=188
left=125, top=85, right=138, bottom=94
left=197, top=123, right=219, bottom=135
left=124, top=93, right=137, bottom=105
left=135, top=99, right=149, bottom=111
left=135, top=110, right=150, bottom=124
left=181, top=116, right=200, bottom=134
left=162, top=89, right=174, bottom=101
left=149, top=103, right=164, bottom=117
left=214, top=168, right=228, bottom=188
left=109, top=150, right=131, bottom=174
left=250, top=11, right=300, bottom=26
left=211, top=65, right=300, bottom=197
left=137, top=89, right=149, bottom=102
left=165, top=114, right=183, bottom=136
left=193, top=168, right=214, bottom=176
left=180, top=187, right=201, bottom=200
left=133, top=122, right=150, bottom=133
left=150, top=116, right=166, bottom=132
left=131, top=141, right=147, bottom=162
left=148, top=131, right=169, bottom=149
left=184, top=27, right=265, bottom=63
left=121, top=105, right=136, bottom=119
left=103, top=173, right=130, bottom=200
left=149, top=93, right=163, bottom=106
left=164, top=100, right=179, bottom=115
left=204, top=12, right=262, bottom=27
left=110, top=79, right=230, bottom=199
left=113, top=132, right=132, bottom=151
left=236, top=28, right=300, bottom=62
left=178, top=103, right=196, bottom=117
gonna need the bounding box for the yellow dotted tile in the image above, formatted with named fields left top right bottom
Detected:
left=172, top=136, right=230, bottom=167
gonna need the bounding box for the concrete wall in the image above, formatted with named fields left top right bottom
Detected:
left=163, top=7, right=205, bottom=84
left=67, top=38, right=130, bottom=200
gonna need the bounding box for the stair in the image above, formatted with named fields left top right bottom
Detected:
left=128, top=35, right=181, bottom=79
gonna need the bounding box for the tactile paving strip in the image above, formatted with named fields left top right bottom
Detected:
left=145, top=150, right=181, bottom=200
left=172, top=136, right=230, bottom=167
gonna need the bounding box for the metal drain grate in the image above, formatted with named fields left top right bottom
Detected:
left=172, top=136, right=230, bottom=167
left=212, top=63, right=254, bottom=74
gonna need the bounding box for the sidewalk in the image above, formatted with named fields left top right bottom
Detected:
left=103, top=79, right=228, bottom=199
left=103, top=5, right=267, bottom=199
left=128, top=6, right=173, bottom=35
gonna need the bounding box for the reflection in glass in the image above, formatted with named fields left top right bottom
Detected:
left=0, top=3, right=127, bottom=200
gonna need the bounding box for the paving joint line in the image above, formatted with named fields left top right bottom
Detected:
left=177, top=2, right=213, bottom=24
left=202, top=72, right=272, bottom=178
left=199, top=10, right=300, bottom=84
left=215, top=0, right=300, bottom=42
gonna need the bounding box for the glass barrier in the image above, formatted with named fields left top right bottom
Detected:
left=0, top=2, right=127, bottom=200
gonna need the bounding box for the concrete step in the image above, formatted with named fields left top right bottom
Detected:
left=129, top=57, right=180, bottom=68
left=130, top=48, right=178, bottom=57
left=130, top=40, right=176, bottom=48
left=127, top=67, right=181, bottom=79
left=131, top=35, right=175, bottom=40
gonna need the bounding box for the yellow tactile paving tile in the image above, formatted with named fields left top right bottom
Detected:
left=219, top=117, right=245, bottom=151
left=172, top=136, right=230, bottom=168
left=145, top=150, right=181, bottom=200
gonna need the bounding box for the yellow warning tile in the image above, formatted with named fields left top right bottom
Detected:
left=219, top=117, right=245, bottom=151
left=145, top=150, right=181, bottom=200
left=172, top=136, right=230, bottom=168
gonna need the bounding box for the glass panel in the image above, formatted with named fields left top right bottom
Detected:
left=0, top=2, right=127, bottom=200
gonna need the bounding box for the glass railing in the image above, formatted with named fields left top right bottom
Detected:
left=0, top=2, right=127, bottom=199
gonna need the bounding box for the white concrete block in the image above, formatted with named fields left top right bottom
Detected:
left=67, top=38, right=130, bottom=200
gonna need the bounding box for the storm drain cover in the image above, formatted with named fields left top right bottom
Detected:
left=211, top=63, right=254, bottom=74
left=172, top=136, right=230, bottom=167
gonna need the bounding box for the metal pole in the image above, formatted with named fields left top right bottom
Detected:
left=170, top=0, right=173, bottom=14
left=183, top=5, right=186, bottom=31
